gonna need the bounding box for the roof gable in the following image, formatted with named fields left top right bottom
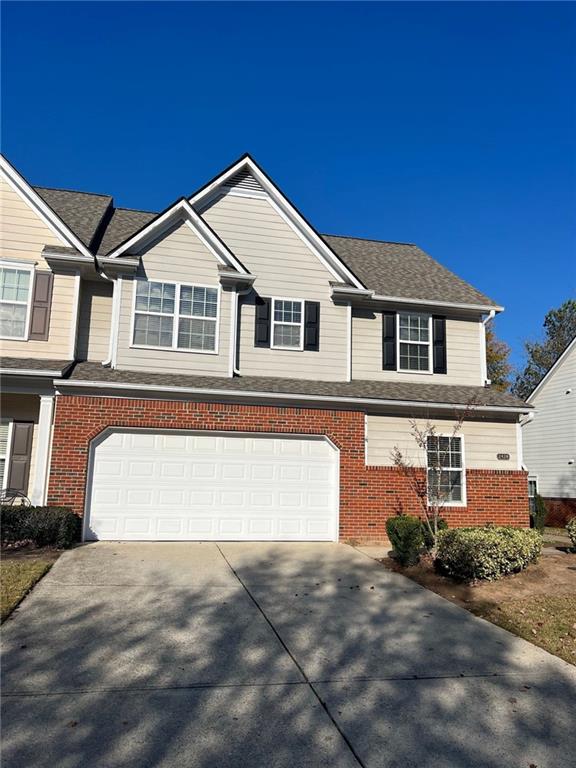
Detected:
left=527, top=335, right=576, bottom=403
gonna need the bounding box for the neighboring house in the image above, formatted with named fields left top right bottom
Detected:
left=0, top=153, right=531, bottom=542
left=522, top=336, right=576, bottom=526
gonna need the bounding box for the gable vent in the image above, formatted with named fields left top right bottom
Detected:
left=224, top=168, right=265, bottom=194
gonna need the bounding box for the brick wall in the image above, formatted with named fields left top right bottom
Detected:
left=48, top=395, right=530, bottom=541
left=543, top=498, right=576, bottom=528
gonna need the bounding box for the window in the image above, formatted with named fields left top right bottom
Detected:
left=132, top=280, right=219, bottom=353
left=0, top=265, right=33, bottom=339
left=0, top=421, right=10, bottom=490
left=427, top=435, right=465, bottom=504
left=528, top=477, right=538, bottom=515
left=272, top=298, right=303, bottom=350
left=398, top=312, right=431, bottom=372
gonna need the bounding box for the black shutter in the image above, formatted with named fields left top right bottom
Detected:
left=29, top=272, right=54, bottom=341
left=432, top=316, right=447, bottom=374
left=254, top=296, right=271, bottom=347
left=304, top=301, right=320, bottom=351
left=7, top=422, right=33, bottom=495
left=382, top=312, right=396, bottom=370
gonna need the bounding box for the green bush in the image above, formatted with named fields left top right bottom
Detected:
left=1, top=505, right=79, bottom=549
left=421, top=518, right=448, bottom=550
left=530, top=493, right=547, bottom=533
left=386, top=515, right=424, bottom=566
left=436, top=525, right=542, bottom=582
left=566, top=518, right=576, bottom=550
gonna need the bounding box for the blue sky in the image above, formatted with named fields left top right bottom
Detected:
left=2, top=1, right=575, bottom=370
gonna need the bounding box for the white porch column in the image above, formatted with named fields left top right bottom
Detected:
left=30, top=395, right=54, bottom=505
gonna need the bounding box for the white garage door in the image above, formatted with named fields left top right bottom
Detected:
left=85, top=430, right=339, bottom=541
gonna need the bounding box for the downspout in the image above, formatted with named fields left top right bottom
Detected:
left=100, top=268, right=120, bottom=368
left=481, top=309, right=496, bottom=385
left=232, top=285, right=253, bottom=375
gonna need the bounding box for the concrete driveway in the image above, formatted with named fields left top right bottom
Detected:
left=2, top=542, right=575, bottom=767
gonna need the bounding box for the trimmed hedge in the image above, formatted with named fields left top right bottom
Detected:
left=1, top=505, right=79, bottom=549
left=421, top=518, right=448, bottom=550
left=567, top=518, right=576, bottom=550
left=436, top=526, right=542, bottom=582
left=386, top=515, right=424, bottom=566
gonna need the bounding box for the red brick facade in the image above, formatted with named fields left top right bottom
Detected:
left=48, top=395, right=530, bottom=541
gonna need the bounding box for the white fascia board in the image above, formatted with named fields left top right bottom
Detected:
left=370, top=293, right=504, bottom=313
left=105, top=198, right=248, bottom=274
left=189, top=157, right=366, bottom=290
left=55, top=378, right=531, bottom=414
left=1, top=368, right=67, bottom=377
left=527, top=335, right=576, bottom=403
left=0, top=155, right=94, bottom=260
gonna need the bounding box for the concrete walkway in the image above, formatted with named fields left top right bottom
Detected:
left=2, top=542, right=575, bottom=767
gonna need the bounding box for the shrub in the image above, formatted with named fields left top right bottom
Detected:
left=421, top=518, right=448, bottom=550
left=530, top=493, right=547, bottom=533
left=566, top=518, right=576, bottom=550
left=1, top=505, right=79, bottom=549
left=386, top=515, right=424, bottom=566
left=436, top=525, right=542, bottom=582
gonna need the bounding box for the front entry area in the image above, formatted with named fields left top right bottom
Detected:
left=84, top=429, right=339, bottom=541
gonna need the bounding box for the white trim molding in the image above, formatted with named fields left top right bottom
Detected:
left=68, top=271, right=81, bottom=359
left=30, top=395, right=55, bottom=505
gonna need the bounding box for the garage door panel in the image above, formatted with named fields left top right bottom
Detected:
left=86, top=430, right=338, bottom=541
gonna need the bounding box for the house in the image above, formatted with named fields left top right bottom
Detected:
left=522, top=336, right=576, bottom=526
left=0, top=153, right=531, bottom=542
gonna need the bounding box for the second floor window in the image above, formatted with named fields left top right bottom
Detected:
left=272, top=298, right=303, bottom=350
left=0, top=266, right=32, bottom=339
left=398, top=312, right=431, bottom=372
left=133, top=280, right=219, bottom=353
left=427, top=435, right=465, bottom=504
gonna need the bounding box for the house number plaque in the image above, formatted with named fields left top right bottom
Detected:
left=497, top=453, right=510, bottom=461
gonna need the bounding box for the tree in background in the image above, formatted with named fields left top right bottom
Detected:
left=485, top=319, right=512, bottom=391
left=512, top=299, right=576, bottom=400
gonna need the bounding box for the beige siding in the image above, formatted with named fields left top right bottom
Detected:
left=203, top=193, right=347, bottom=381
left=352, top=309, right=483, bottom=385
left=115, top=222, right=230, bottom=375
left=0, top=394, right=40, bottom=498
left=522, top=345, right=576, bottom=498
left=366, top=414, right=518, bottom=469
left=0, top=177, right=77, bottom=360
left=77, top=280, right=113, bottom=362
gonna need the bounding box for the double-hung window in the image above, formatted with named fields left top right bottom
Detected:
left=272, top=298, right=303, bottom=350
left=427, top=435, right=465, bottom=504
left=398, top=312, right=431, bottom=372
left=0, top=265, right=33, bottom=339
left=133, top=280, right=219, bottom=353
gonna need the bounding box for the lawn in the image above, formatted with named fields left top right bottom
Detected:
left=1, top=550, right=60, bottom=622
left=382, top=550, right=576, bottom=665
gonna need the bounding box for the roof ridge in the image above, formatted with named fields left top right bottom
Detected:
left=33, top=185, right=112, bottom=199
left=114, top=205, right=158, bottom=215
left=322, top=233, right=417, bottom=247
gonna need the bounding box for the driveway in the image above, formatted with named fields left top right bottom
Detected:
left=2, top=542, right=575, bottom=767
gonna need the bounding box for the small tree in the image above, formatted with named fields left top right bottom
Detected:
left=391, top=401, right=477, bottom=556
left=485, top=319, right=512, bottom=391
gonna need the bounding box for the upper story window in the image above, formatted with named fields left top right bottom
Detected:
left=0, top=265, right=32, bottom=339
left=132, top=280, right=219, bottom=353
left=398, top=312, right=431, bottom=372
left=272, top=298, right=304, bottom=350
left=427, top=435, right=465, bottom=505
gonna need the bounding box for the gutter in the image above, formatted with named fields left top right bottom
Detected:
left=54, top=377, right=532, bottom=414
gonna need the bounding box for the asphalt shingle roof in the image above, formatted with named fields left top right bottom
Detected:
left=29, top=182, right=501, bottom=308
left=0, top=357, right=73, bottom=375
left=322, top=235, right=499, bottom=308
left=33, top=187, right=112, bottom=249
left=68, top=362, right=529, bottom=410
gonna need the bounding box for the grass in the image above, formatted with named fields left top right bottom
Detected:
left=474, top=596, right=576, bottom=666
left=1, top=558, right=54, bottom=622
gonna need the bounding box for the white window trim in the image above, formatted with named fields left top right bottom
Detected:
left=129, top=278, right=221, bottom=355
left=396, top=311, right=433, bottom=375
left=0, top=419, right=14, bottom=491
left=528, top=475, right=538, bottom=496
left=271, top=296, right=305, bottom=352
left=426, top=433, right=467, bottom=507
left=0, top=261, right=35, bottom=342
